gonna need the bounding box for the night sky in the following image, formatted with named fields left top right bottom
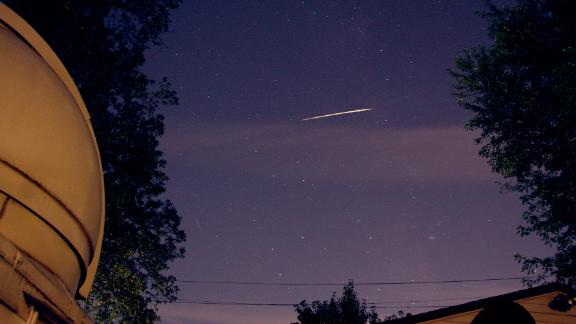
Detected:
left=142, top=1, right=552, bottom=323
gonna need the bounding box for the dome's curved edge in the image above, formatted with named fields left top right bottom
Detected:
left=0, top=2, right=105, bottom=299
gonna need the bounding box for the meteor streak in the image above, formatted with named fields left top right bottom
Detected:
left=302, top=108, right=372, bottom=121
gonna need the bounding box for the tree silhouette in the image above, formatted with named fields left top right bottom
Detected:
left=3, top=1, right=185, bottom=322
left=292, top=281, right=381, bottom=324
left=451, top=0, right=576, bottom=287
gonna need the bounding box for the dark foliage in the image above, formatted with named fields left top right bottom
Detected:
left=450, top=0, right=576, bottom=287
left=3, top=0, right=185, bottom=322
left=548, top=293, right=573, bottom=312
left=291, top=281, right=381, bottom=324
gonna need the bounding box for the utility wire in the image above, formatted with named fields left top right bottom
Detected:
left=158, top=296, right=487, bottom=308
left=169, top=295, right=487, bottom=306
left=168, top=276, right=551, bottom=309
left=370, top=296, right=489, bottom=304
left=177, top=276, right=543, bottom=286
left=170, top=299, right=457, bottom=309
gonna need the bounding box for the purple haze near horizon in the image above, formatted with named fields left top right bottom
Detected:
left=143, top=1, right=550, bottom=323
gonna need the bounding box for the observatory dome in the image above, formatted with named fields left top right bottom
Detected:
left=0, top=2, right=104, bottom=307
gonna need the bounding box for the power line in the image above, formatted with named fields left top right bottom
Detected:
left=168, top=276, right=551, bottom=310
left=174, top=300, right=292, bottom=307
left=177, top=276, right=543, bottom=287
left=170, top=299, right=456, bottom=309
left=161, top=292, right=536, bottom=309
left=371, top=296, right=490, bottom=304
left=168, top=295, right=488, bottom=306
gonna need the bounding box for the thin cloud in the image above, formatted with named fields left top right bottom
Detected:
left=162, top=122, right=496, bottom=186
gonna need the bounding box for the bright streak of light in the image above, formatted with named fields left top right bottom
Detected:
left=302, top=108, right=372, bottom=121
